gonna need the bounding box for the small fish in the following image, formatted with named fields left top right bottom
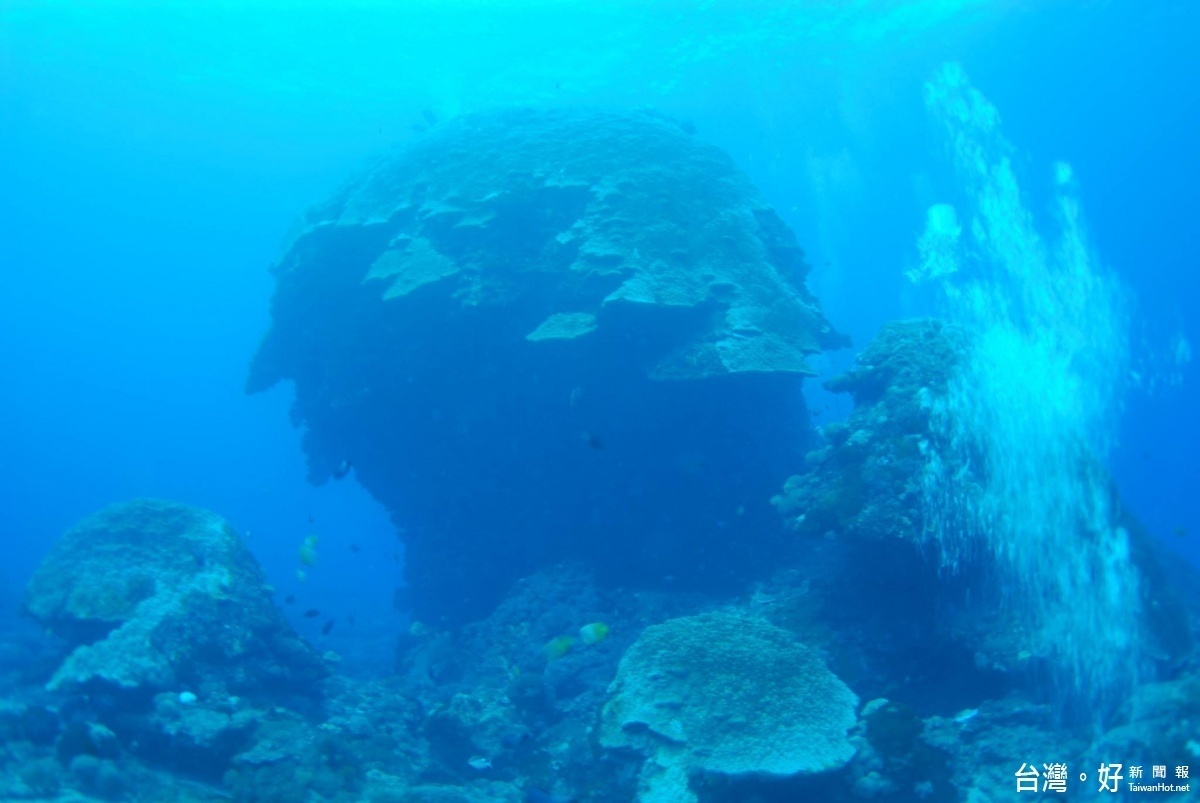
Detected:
left=544, top=635, right=574, bottom=661
left=953, top=708, right=979, bottom=724
left=1176, top=526, right=1188, bottom=538
left=579, top=622, right=609, bottom=646
left=467, top=755, right=492, bottom=771
left=321, top=620, right=335, bottom=635
left=581, top=431, right=604, bottom=450
left=302, top=609, right=320, bottom=619
left=347, top=612, right=356, bottom=628
left=307, top=514, right=314, bottom=524
left=350, top=543, right=361, bottom=553
left=284, top=594, right=296, bottom=605
left=421, top=108, right=439, bottom=126
left=298, top=535, right=319, bottom=566
left=331, top=459, right=352, bottom=480
left=501, top=731, right=531, bottom=749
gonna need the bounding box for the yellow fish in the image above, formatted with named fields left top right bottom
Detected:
left=544, top=636, right=574, bottom=661
left=298, top=535, right=319, bottom=566
left=579, top=622, right=610, bottom=645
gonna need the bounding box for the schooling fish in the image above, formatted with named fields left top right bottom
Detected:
left=284, top=594, right=296, bottom=605
left=331, top=459, right=352, bottom=480
left=321, top=620, right=335, bottom=635
left=302, top=609, right=320, bottom=619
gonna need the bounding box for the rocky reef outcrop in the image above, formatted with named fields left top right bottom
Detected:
left=247, top=108, right=846, bottom=623
left=24, top=499, right=328, bottom=699
left=772, top=319, right=1193, bottom=716
left=3, top=494, right=1197, bottom=801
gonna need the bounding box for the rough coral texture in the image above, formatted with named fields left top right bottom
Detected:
left=772, top=318, right=967, bottom=543
left=24, top=499, right=327, bottom=696
left=247, top=108, right=846, bottom=623
left=600, top=610, right=858, bottom=801
left=771, top=319, right=1191, bottom=717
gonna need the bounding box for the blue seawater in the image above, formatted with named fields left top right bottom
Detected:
left=1, top=3, right=1196, bottom=800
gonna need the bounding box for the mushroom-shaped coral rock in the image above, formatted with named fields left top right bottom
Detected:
left=600, top=609, right=858, bottom=802
left=246, top=108, right=847, bottom=623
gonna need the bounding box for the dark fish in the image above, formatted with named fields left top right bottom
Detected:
left=501, top=731, right=531, bottom=749
left=302, top=608, right=320, bottom=619
left=347, top=612, right=356, bottom=628
left=1175, top=526, right=1188, bottom=538
left=677, top=119, right=697, bottom=135
left=581, top=431, right=604, bottom=450
left=421, top=108, right=439, bottom=126
left=308, top=514, right=315, bottom=524
left=524, top=790, right=577, bottom=803
left=321, top=620, right=335, bottom=635
left=350, top=543, right=361, bottom=553
left=331, top=459, right=352, bottom=480
left=284, top=594, right=296, bottom=605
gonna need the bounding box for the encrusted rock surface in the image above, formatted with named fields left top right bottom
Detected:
left=24, top=499, right=328, bottom=697
left=600, top=609, right=858, bottom=801
left=772, top=319, right=1192, bottom=717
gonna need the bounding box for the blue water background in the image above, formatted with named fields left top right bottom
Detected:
left=1, top=1, right=1196, bottom=659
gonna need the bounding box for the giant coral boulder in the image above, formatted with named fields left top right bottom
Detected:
left=247, top=108, right=846, bottom=623
left=24, top=499, right=327, bottom=697
left=600, top=610, right=858, bottom=802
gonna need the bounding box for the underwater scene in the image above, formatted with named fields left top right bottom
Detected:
left=2, top=1, right=1198, bottom=801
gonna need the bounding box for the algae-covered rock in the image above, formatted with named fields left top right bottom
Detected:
left=24, top=499, right=327, bottom=696
left=600, top=610, right=857, bottom=801
left=247, top=107, right=846, bottom=623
